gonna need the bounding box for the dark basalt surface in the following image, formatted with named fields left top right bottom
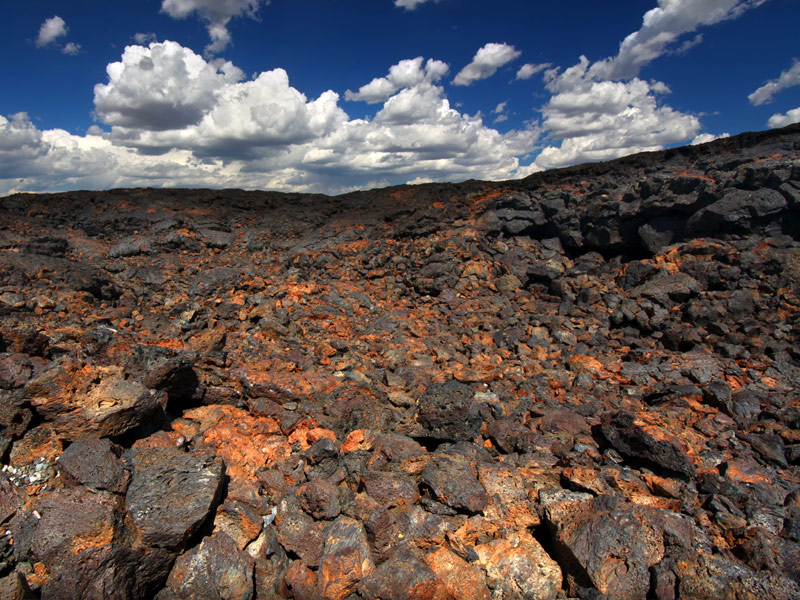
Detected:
left=0, top=123, right=799, bottom=599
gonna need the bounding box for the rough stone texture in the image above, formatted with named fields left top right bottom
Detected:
left=57, top=437, right=130, bottom=493
left=212, top=499, right=263, bottom=550
left=26, top=365, right=166, bottom=440
left=545, top=494, right=695, bottom=600
left=161, top=532, right=255, bottom=600
left=297, top=478, right=342, bottom=520
left=0, top=471, right=26, bottom=526
left=358, top=545, right=454, bottom=600
left=422, top=547, right=491, bottom=600
left=1, top=125, right=800, bottom=598
left=274, top=497, right=325, bottom=567
left=318, top=517, right=374, bottom=600
left=473, top=533, right=562, bottom=600
left=9, top=486, right=173, bottom=599
left=14, top=487, right=124, bottom=567
left=126, top=447, right=225, bottom=551
left=39, top=545, right=174, bottom=600
left=283, top=560, right=318, bottom=600
left=421, top=452, right=489, bottom=513
left=602, top=410, right=698, bottom=478
left=361, top=470, right=421, bottom=508
left=416, top=380, right=482, bottom=441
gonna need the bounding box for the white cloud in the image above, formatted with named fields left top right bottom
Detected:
left=515, top=2, right=766, bottom=172
left=493, top=102, right=509, bottom=123
left=160, top=0, right=267, bottom=55
left=516, top=62, right=551, bottom=80
left=453, top=43, right=521, bottom=86
left=591, top=0, right=768, bottom=79
left=748, top=59, right=800, bottom=106
left=2, top=43, right=541, bottom=196
left=95, top=43, right=347, bottom=157
left=530, top=56, right=700, bottom=169
left=62, top=43, right=81, bottom=56
left=767, top=107, right=800, bottom=129
left=0, top=113, right=46, bottom=176
left=36, top=16, right=68, bottom=48
left=345, top=57, right=449, bottom=104
left=394, top=0, right=438, bottom=9
left=93, top=41, right=244, bottom=131
left=305, top=84, right=538, bottom=184
left=691, top=132, right=730, bottom=145
left=675, top=33, right=703, bottom=55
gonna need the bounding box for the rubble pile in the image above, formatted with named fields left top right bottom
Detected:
left=1, top=123, right=799, bottom=599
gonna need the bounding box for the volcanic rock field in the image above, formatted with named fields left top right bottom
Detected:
left=1, top=123, right=800, bottom=599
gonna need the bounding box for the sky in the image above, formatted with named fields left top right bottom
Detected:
left=1, top=0, right=799, bottom=196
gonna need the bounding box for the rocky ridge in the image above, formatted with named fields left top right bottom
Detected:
left=0, top=123, right=799, bottom=599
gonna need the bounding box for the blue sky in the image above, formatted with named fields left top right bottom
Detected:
left=1, top=0, right=798, bottom=195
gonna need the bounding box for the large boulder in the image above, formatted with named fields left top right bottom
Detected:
left=126, top=447, right=225, bottom=551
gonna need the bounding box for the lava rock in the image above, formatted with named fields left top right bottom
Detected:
left=474, top=533, right=561, bottom=600
left=318, top=517, right=375, bottom=600
left=358, top=545, right=453, bottom=600
left=125, top=446, right=225, bottom=551
left=602, top=410, right=697, bottom=478
left=57, top=437, right=130, bottom=493
left=27, top=365, right=167, bottom=440
left=160, top=532, right=255, bottom=600
left=545, top=494, right=694, bottom=600
left=421, top=452, right=489, bottom=513
left=417, top=380, right=482, bottom=441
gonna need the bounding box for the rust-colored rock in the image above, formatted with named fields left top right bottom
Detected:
left=318, top=517, right=374, bottom=600
left=423, top=547, right=491, bottom=600
left=421, top=452, right=489, bottom=513
left=473, top=533, right=562, bottom=600
left=358, top=545, right=454, bottom=600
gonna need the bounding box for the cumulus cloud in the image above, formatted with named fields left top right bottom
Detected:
left=530, top=56, right=700, bottom=169
left=3, top=42, right=541, bottom=195
left=36, top=16, right=68, bottom=48
left=515, top=2, right=766, bottom=172
left=160, top=0, right=267, bottom=55
left=94, top=42, right=346, bottom=158
left=592, top=0, right=768, bottom=79
left=493, top=102, right=509, bottom=123
left=0, top=113, right=125, bottom=189
left=516, top=62, right=551, bottom=80
left=345, top=57, right=449, bottom=103
left=303, top=83, right=537, bottom=185
left=94, top=41, right=244, bottom=131
left=0, top=113, right=46, bottom=177
left=748, top=59, right=800, bottom=106
left=767, top=107, right=800, bottom=129
left=453, top=43, right=521, bottom=86
left=394, top=0, right=438, bottom=9
left=0, top=112, right=287, bottom=194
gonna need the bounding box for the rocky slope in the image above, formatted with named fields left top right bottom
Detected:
left=0, top=123, right=799, bottom=599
